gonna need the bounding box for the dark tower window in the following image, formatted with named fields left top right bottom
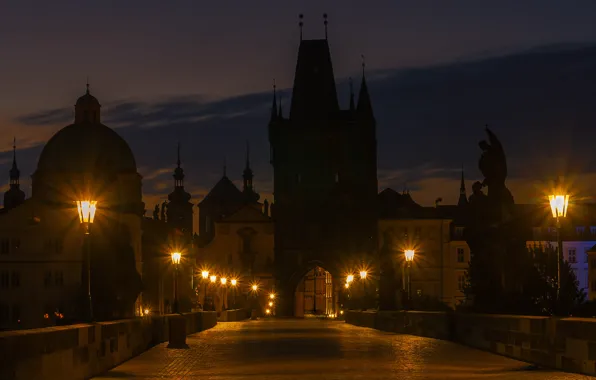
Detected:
left=335, top=172, right=339, bottom=183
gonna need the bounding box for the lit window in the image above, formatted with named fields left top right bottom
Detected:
left=576, top=227, right=586, bottom=235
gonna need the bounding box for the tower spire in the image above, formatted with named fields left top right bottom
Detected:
left=299, top=14, right=304, bottom=41
left=357, top=54, right=374, bottom=117
left=243, top=140, right=258, bottom=202
left=278, top=94, right=283, bottom=118
left=323, top=13, right=328, bottom=40
left=173, top=142, right=185, bottom=188
left=458, top=165, right=468, bottom=207
left=4, top=138, right=25, bottom=210
left=86, top=76, right=90, bottom=94
left=223, top=157, right=227, bottom=178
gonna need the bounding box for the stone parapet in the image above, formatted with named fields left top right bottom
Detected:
left=218, top=309, right=250, bottom=322
left=0, top=311, right=218, bottom=380
left=345, top=310, right=596, bottom=376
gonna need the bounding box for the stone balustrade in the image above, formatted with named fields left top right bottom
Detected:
left=0, top=311, right=217, bottom=380
left=218, top=309, right=250, bottom=322
left=345, top=310, right=596, bottom=376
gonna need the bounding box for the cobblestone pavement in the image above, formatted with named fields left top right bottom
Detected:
left=94, top=319, right=592, bottom=379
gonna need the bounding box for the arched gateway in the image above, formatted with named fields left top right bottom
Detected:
left=268, top=22, right=379, bottom=316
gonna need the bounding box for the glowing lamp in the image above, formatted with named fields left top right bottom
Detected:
left=252, top=284, right=258, bottom=291
left=268, top=301, right=273, bottom=307
left=221, top=277, right=227, bottom=285
left=269, top=293, right=276, bottom=299
left=359, top=270, right=367, bottom=280
left=210, top=275, right=217, bottom=283
left=171, top=252, right=181, bottom=265
left=346, top=274, right=354, bottom=283
left=404, top=249, right=415, bottom=262
left=549, top=194, right=569, bottom=218
left=201, top=271, right=209, bottom=279
left=265, top=309, right=271, bottom=314
left=344, top=283, right=350, bottom=289
left=231, top=279, right=237, bottom=286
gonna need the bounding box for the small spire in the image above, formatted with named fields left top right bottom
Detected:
left=177, top=142, right=181, bottom=168
left=458, top=165, right=468, bottom=207
left=357, top=54, right=374, bottom=117
left=9, top=137, right=20, bottom=183
left=299, top=14, right=304, bottom=40
left=349, top=77, right=355, bottom=111
left=278, top=94, right=283, bottom=118
left=323, top=13, right=328, bottom=40
left=86, top=76, right=90, bottom=94
left=223, top=157, right=227, bottom=177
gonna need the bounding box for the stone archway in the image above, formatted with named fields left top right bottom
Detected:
left=294, top=266, right=335, bottom=317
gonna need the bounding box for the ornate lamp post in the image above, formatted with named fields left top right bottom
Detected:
left=404, top=249, right=415, bottom=307
left=549, top=189, right=569, bottom=299
left=171, top=252, right=182, bottom=314
left=201, top=270, right=209, bottom=306
left=359, top=270, right=368, bottom=310
left=220, top=277, right=228, bottom=310
left=76, top=200, right=97, bottom=322
left=231, top=279, right=238, bottom=309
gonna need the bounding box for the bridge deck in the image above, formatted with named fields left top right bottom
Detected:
left=94, top=319, right=590, bottom=379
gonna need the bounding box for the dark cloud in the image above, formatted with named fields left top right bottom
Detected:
left=5, top=43, right=596, bottom=208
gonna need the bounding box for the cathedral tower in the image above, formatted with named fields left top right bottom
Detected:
left=269, top=17, right=378, bottom=315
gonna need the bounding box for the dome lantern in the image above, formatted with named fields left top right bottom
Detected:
left=74, top=83, right=101, bottom=124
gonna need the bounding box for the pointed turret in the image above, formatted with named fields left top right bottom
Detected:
left=242, top=141, right=260, bottom=203
left=458, top=167, right=468, bottom=207
left=357, top=56, right=374, bottom=118
left=4, top=138, right=25, bottom=210
left=167, top=143, right=193, bottom=235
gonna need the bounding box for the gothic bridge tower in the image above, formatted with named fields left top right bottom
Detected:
left=269, top=15, right=378, bottom=316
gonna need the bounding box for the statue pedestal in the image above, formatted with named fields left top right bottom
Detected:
left=167, top=315, right=188, bottom=349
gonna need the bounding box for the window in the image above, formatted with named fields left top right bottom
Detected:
left=0, top=272, right=9, bottom=289
left=54, top=271, right=64, bottom=287
left=576, top=226, right=586, bottom=235
left=591, top=226, right=596, bottom=235
left=457, top=274, right=466, bottom=291
left=403, top=228, right=408, bottom=238
left=414, top=227, right=421, bottom=239
left=11, top=272, right=20, bottom=288
left=335, top=173, right=339, bottom=183
left=569, top=249, right=577, bottom=264
left=44, top=272, right=52, bottom=288
left=0, top=238, right=9, bottom=254
left=585, top=248, right=590, bottom=263
left=457, top=248, right=465, bottom=263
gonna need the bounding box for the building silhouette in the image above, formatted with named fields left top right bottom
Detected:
left=166, top=144, right=193, bottom=237
left=3, top=139, right=25, bottom=211
left=269, top=26, right=378, bottom=315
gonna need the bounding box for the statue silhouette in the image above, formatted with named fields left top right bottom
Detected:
left=161, top=201, right=167, bottom=222
left=153, top=205, right=159, bottom=220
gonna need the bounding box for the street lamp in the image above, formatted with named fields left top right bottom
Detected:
left=549, top=190, right=569, bottom=300
left=269, top=293, right=275, bottom=300
left=251, top=284, right=258, bottom=292
left=171, top=252, right=182, bottom=314
left=231, top=279, right=238, bottom=308
left=210, top=275, right=217, bottom=283
left=346, top=274, right=354, bottom=283
left=404, top=249, right=415, bottom=307
left=221, top=278, right=228, bottom=310
left=200, top=271, right=209, bottom=308
left=76, top=200, right=97, bottom=322
left=359, top=270, right=368, bottom=310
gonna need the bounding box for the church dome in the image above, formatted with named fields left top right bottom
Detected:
left=36, top=86, right=137, bottom=174
left=36, top=122, right=137, bottom=174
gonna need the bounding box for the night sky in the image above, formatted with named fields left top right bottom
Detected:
left=1, top=1, right=596, bottom=225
